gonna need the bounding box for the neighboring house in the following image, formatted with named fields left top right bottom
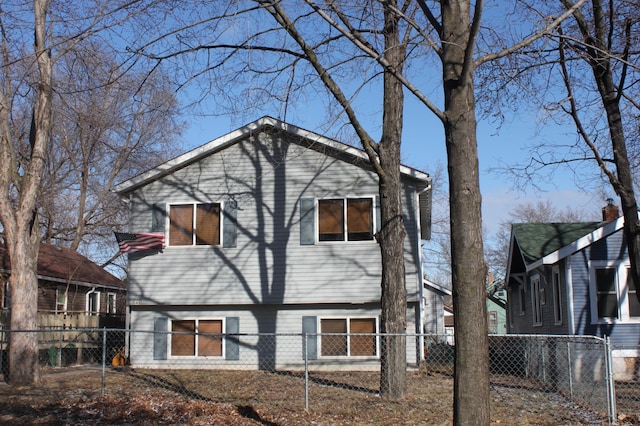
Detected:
left=423, top=278, right=450, bottom=335
left=486, top=279, right=507, bottom=335
left=0, top=239, right=126, bottom=329
left=505, top=201, right=640, bottom=378
left=443, top=305, right=454, bottom=345
left=114, top=116, right=432, bottom=369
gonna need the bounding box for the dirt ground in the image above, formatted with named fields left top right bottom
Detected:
left=0, top=366, right=635, bottom=425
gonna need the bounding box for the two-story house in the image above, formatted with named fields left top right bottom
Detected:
left=115, top=117, right=432, bottom=369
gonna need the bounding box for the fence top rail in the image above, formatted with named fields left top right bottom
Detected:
left=489, top=333, right=606, bottom=343
left=0, top=328, right=609, bottom=344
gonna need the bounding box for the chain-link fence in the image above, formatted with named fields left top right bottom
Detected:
left=1, top=329, right=638, bottom=423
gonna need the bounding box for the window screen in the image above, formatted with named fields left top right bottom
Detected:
left=170, top=205, right=194, bottom=245
left=318, top=199, right=344, bottom=241
left=172, top=320, right=196, bottom=356
left=196, top=203, right=220, bottom=245
left=320, top=319, right=347, bottom=356
left=347, top=198, right=373, bottom=241
left=349, top=318, right=376, bottom=356
left=198, top=320, right=223, bottom=356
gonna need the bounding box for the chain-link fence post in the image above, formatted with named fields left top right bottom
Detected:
left=566, top=340, right=573, bottom=401
left=303, top=332, right=309, bottom=411
left=604, top=336, right=616, bottom=424
left=101, top=328, right=107, bottom=397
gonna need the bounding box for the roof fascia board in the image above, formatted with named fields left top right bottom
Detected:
left=505, top=230, right=519, bottom=281
left=423, top=279, right=452, bottom=296
left=527, top=217, right=624, bottom=272
left=39, top=275, right=125, bottom=290
left=114, top=116, right=430, bottom=194
left=1, top=267, right=123, bottom=290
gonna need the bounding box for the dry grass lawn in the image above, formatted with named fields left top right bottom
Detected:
left=0, top=366, right=633, bottom=425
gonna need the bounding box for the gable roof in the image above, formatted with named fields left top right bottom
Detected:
left=512, top=222, right=603, bottom=265
left=1, top=242, right=124, bottom=290
left=114, top=116, right=431, bottom=195
left=510, top=217, right=625, bottom=273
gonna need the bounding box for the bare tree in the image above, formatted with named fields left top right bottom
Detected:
left=556, top=0, right=640, bottom=302
left=40, top=41, right=182, bottom=259
left=0, top=0, right=53, bottom=386
left=491, top=0, right=640, bottom=302
left=0, top=0, right=170, bottom=386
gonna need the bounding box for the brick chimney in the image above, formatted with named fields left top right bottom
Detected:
left=602, top=198, right=620, bottom=222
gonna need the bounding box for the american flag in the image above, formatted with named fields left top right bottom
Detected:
left=114, top=232, right=165, bottom=253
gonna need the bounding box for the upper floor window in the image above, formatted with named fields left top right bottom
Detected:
left=169, top=202, right=220, bottom=246
left=318, top=198, right=373, bottom=242
left=590, top=261, right=640, bottom=323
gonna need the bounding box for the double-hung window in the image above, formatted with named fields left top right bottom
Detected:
left=56, top=287, right=67, bottom=314
left=171, top=319, right=223, bottom=357
left=320, top=317, right=377, bottom=357
left=107, top=293, right=116, bottom=315
left=318, top=198, right=374, bottom=242
left=590, top=261, right=640, bottom=323
left=531, top=274, right=543, bottom=326
left=169, top=203, right=220, bottom=246
left=87, top=291, right=99, bottom=316
left=551, top=266, right=562, bottom=325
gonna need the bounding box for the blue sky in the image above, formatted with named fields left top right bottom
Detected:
left=179, top=91, right=606, bottom=239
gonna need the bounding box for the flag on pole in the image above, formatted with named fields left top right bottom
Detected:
left=114, top=232, right=165, bottom=253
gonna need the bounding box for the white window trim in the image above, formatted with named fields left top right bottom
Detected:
left=316, top=196, right=377, bottom=244
left=551, top=265, right=563, bottom=325
left=167, top=201, right=224, bottom=247
left=318, top=315, right=379, bottom=358
left=589, top=260, right=640, bottom=324
left=86, top=290, right=100, bottom=316
left=169, top=318, right=226, bottom=358
left=531, top=274, right=543, bottom=327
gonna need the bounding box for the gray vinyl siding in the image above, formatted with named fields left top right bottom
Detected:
left=129, top=303, right=420, bottom=369
left=422, top=289, right=445, bottom=334
left=126, top=131, right=423, bottom=308
left=570, top=229, right=640, bottom=347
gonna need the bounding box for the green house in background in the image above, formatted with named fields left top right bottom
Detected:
left=486, top=279, right=507, bottom=335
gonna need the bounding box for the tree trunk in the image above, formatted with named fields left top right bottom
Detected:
left=441, top=1, right=491, bottom=424
left=378, top=1, right=407, bottom=399
left=561, top=0, right=640, bottom=303
left=589, top=3, right=640, bottom=304
left=1, top=0, right=53, bottom=386
left=7, top=236, right=41, bottom=386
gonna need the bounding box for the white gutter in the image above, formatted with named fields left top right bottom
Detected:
left=416, top=182, right=432, bottom=361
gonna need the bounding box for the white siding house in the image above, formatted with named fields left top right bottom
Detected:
left=115, top=117, right=432, bottom=369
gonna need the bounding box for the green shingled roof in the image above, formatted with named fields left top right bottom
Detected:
left=512, top=222, right=603, bottom=265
